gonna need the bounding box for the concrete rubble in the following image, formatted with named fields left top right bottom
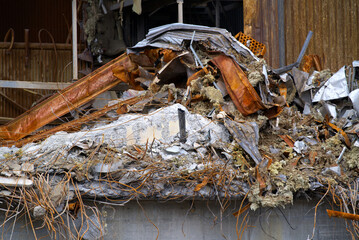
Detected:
left=1, top=23, right=359, bottom=239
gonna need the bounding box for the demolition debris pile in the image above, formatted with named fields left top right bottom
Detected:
left=0, top=23, right=359, bottom=238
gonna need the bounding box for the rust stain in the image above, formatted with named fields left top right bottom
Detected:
left=194, top=176, right=209, bottom=192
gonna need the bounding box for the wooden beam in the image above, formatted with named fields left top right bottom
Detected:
left=0, top=80, right=73, bottom=90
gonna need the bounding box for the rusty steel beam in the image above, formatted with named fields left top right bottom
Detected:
left=2, top=95, right=147, bottom=147
left=0, top=53, right=136, bottom=142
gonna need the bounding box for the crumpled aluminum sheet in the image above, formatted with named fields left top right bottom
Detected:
left=349, top=88, right=359, bottom=114
left=292, top=67, right=310, bottom=94
left=127, top=23, right=259, bottom=67
left=312, top=66, right=349, bottom=102
left=223, top=118, right=262, bottom=165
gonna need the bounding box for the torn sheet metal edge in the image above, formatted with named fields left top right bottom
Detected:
left=307, top=71, right=319, bottom=86
left=127, top=23, right=259, bottom=67
left=133, top=23, right=258, bottom=59
left=312, top=66, right=349, bottom=102
left=322, top=102, right=338, bottom=119
left=224, top=118, right=262, bottom=165
left=292, top=67, right=310, bottom=94
left=262, top=65, right=276, bottom=98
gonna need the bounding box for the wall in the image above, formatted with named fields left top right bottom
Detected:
left=0, top=199, right=351, bottom=240
left=244, top=0, right=359, bottom=71
left=0, top=43, right=85, bottom=118
left=0, top=0, right=85, bottom=119
left=243, top=0, right=280, bottom=68
left=285, top=0, right=359, bottom=71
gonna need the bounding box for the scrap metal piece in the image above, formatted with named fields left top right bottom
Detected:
left=224, top=118, right=262, bottom=165
left=324, top=117, right=351, bottom=147
left=349, top=88, right=359, bottom=114
left=337, top=146, right=347, bottom=164
left=178, top=108, right=186, bottom=143
left=0, top=53, right=135, bottom=141
left=327, top=209, right=359, bottom=221
left=234, top=32, right=266, bottom=57
left=211, top=55, right=265, bottom=116
left=273, top=31, right=313, bottom=75
left=279, top=135, right=295, bottom=147
left=189, top=31, right=204, bottom=68
left=302, top=55, right=322, bottom=73
left=313, top=66, right=349, bottom=102
left=128, top=23, right=259, bottom=68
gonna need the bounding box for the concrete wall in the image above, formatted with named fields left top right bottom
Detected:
left=0, top=199, right=351, bottom=240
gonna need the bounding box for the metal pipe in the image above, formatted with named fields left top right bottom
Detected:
left=72, top=0, right=78, bottom=80
left=177, top=0, right=184, bottom=23
left=337, top=146, right=347, bottom=164
left=178, top=108, right=186, bottom=143
left=190, top=31, right=205, bottom=68
left=273, top=31, right=313, bottom=75
left=24, top=29, right=30, bottom=67
left=215, top=0, right=220, bottom=27
left=296, top=31, right=313, bottom=64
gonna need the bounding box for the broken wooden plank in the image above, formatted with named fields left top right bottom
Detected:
left=0, top=80, right=73, bottom=90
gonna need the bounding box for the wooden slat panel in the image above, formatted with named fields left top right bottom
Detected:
left=284, top=0, right=359, bottom=71
left=243, top=0, right=280, bottom=68
left=0, top=44, right=86, bottom=118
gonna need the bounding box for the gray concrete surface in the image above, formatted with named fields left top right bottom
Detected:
left=0, top=198, right=351, bottom=240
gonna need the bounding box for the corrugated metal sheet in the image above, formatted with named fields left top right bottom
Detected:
left=285, top=0, right=359, bottom=71
left=244, top=0, right=359, bottom=70
left=0, top=43, right=85, bottom=118
left=243, top=0, right=280, bottom=68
